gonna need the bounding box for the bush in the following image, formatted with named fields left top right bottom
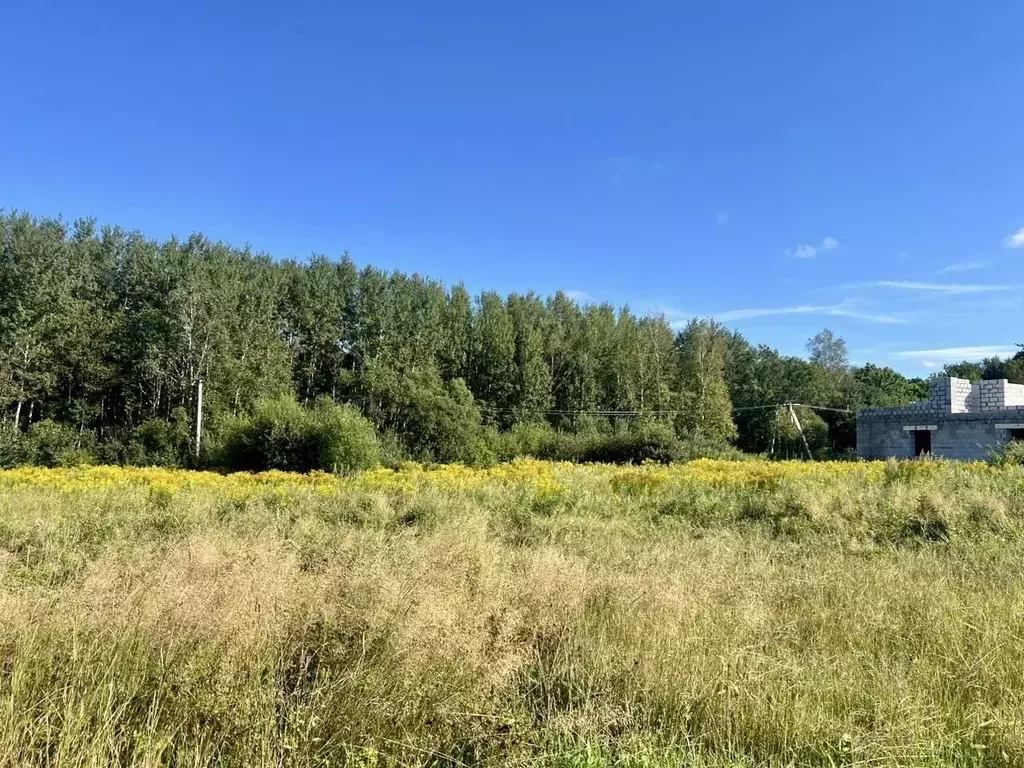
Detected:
left=23, top=420, right=95, bottom=467
left=993, top=439, right=1024, bottom=467
left=497, top=420, right=748, bottom=465
left=672, top=434, right=750, bottom=462
left=581, top=422, right=682, bottom=464
left=358, top=365, right=495, bottom=466
left=776, top=406, right=830, bottom=459
left=0, top=427, right=26, bottom=468
left=132, top=408, right=193, bottom=466
left=217, top=396, right=380, bottom=474
left=311, top=398, right=382, bottom=473
left=495, top=422, right=569, bottom=462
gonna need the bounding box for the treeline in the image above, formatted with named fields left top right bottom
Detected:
left=941, top=356, right=1024, bottom=385
left=1, top=210, right=996, bottom=469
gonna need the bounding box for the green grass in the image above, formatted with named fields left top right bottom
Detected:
left=1, top=462, right=1023, bottom=766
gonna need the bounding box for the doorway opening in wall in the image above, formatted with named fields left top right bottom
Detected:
left=1011, top=429, right=1024, bottom=442
left=914, top=429, right=932, bottom=457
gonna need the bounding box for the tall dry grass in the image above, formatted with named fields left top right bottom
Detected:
left=0, top=461, right=1023, bottom=766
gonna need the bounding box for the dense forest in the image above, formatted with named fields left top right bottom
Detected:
left=1, top=212, right=1021, bottom=469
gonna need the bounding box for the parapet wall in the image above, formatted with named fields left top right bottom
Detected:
left=859, top=377, right=1024, bottom=418
left=977, top=379, right=1024, bottom=411
left=857, top=377, right=1024, bottom=460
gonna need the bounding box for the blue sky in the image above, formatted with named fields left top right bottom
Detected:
left=2, top=1, right=1021, bottom=375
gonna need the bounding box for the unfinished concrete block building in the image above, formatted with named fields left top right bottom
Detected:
left=857, top=377, right=1024, bottom=460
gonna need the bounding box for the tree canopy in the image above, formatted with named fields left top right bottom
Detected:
left=2, top=210, right=991, bottom=467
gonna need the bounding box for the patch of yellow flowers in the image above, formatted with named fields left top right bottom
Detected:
left=0, top=457, right=1001, bottom=501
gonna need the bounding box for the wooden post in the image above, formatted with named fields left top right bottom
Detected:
left=788, top=403, right=813, bottom=461
left=194, top=379, right=204, bottom=457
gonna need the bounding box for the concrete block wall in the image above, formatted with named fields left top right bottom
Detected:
left=951, top=377, right=974, bottom=413
left=977, top=380, right=1005, bottom=412
left=1005, top=381, right=1024, bottom=409
left=856, top=410, right=1016, bottom=460
left=857, top=376, right=1024, bottom=460
left=971, top=380, right=1024, bottom=412
left=929, top=419, right=1004, bottom=461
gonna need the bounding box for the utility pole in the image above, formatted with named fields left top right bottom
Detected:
left=788, top=402, right=813, bottom=461
left=194, top=378, right=204, bottom=457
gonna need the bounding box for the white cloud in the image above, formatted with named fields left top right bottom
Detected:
left=785, top=244, right=818, bottom=259
left=892, top=346, right=1020, bottom=365
left=712, top=300, right=903, bottom=325
left=856, top=280, right=1015, bottom=295
left=563, top=289, right=594, bottom=303
left=607, top=156, right=634, bottom=181
left=1006, top=227, right=1024, bottom=248
left=785, top=236, right=839, bottom=259
left=717, top=210, right=729, bottom=226
left=937, top=261, right=986, bottom=273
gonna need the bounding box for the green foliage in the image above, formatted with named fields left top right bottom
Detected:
left=855, top=364, right=928, bottom=408
left=776, top=406, right=831, bottom=458
left=22, top=419, right=95, bottom=467
left=942, top=349, right=1024, bottom=385
left=2, top=210, right=993, bottom=468
left=132, top=407, right=192, bottom=466
left=0, top=428, right=26, bottom=468
left=993, top=439, right=1024, bottom=467
left=217, top=396, right=380, bottom=473
left=359, top=364, right=494, bottom=465
left=496, top=420, right=746, bottom=464
left=807, top=328, right=849, bottom=373
left=675, top=320, right=737, bottom=443
left=581, top=422, right=684, bottom=464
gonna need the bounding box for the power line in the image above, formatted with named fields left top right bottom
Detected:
left=473, top=402, right=853, bottom=417
left=347, top=393, right=853, bottom=418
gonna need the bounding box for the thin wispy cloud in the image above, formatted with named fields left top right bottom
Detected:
left=853, top=280, right=1014, bottom=295
left=563, top=289, right=594, bottom=302
left=785, top=237, right=839, bottom=259
left=892, top=345, right=1020, bottom=369
left=606, top=156, right=664, bottom=182
left=1006, top=227, right=1024, bottom=248
left=786, top=244, right=818, bottom=259
left=606, top=156, right=634, bottom=182
left=937, top=261, right=986, bottom=274
left=712, top=300, right=903, bottom=325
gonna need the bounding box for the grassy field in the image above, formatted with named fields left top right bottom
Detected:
left=1, top=459, right=1023, bottom=767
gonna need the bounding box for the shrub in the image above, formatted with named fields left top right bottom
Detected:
left=310, top=398, right=382, bottom=473
left=993, top=439, right=1024, bottom=467
left=358, top=364, right=495, bottom=466
left=496, top=420, right=748, bottom=465
left=0, top=427, right=26, bottom=468
left=673, top=434, right=750, bottom=462
left=132, top=408, right=193, bottom=466
left=496, top=422, right=579, bottom=462
left=23, top=420, right=95, bottom=467
left=776, top=406, right=830, bottom=458
left=581, top=422, right=683, bottom=464
left=217, top=396, right=380, bottom=473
